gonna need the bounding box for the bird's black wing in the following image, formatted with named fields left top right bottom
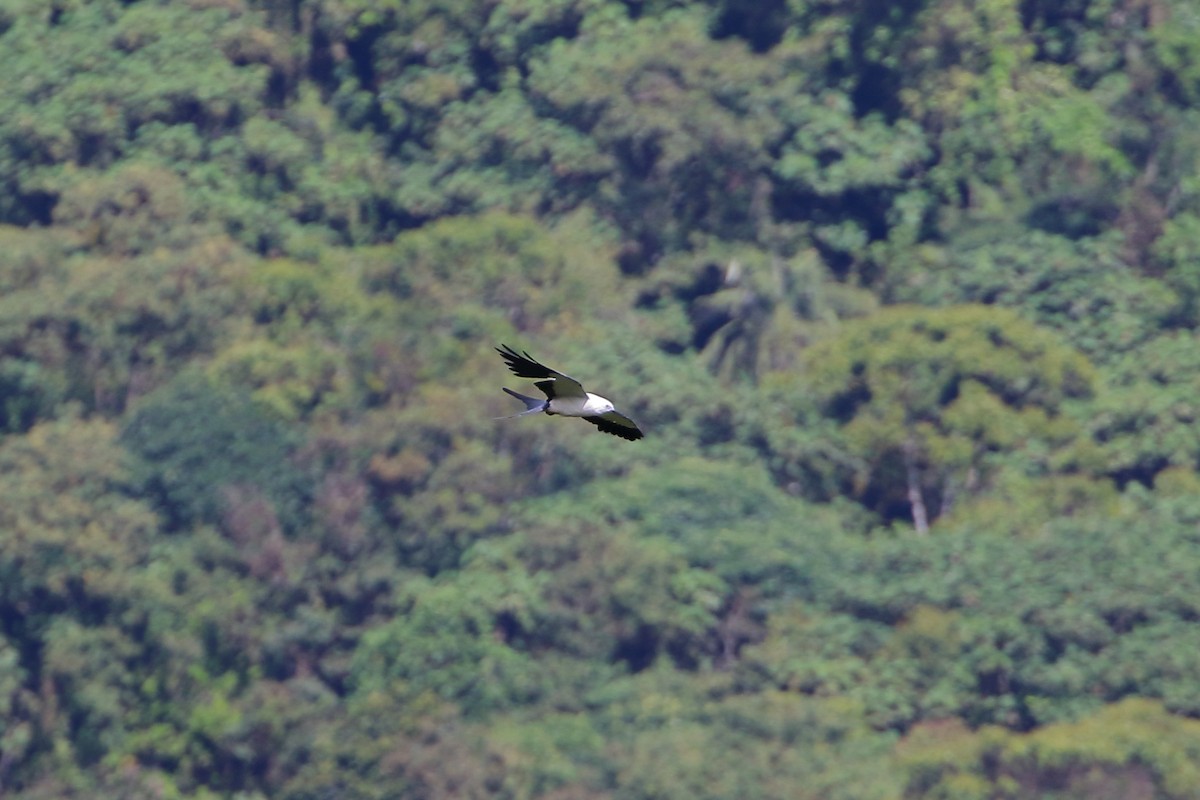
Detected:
left=496, top=344, right=586, bottom=399
left=583, top=411, right=644, bottom=441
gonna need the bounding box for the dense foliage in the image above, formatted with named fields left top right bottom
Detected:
left=1, top=0, right=1199, bottom=796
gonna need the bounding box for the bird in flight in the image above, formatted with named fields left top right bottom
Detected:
left=496, top=344, right=644, bottom=441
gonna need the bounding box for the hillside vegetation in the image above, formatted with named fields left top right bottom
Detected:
left=2, top=0, right=1200, bottom=797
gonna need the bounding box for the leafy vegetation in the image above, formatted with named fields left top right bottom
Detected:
left=0, top=0, right=1199, bottom=796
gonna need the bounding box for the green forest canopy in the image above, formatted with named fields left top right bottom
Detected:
left=2, top=0, right=1200, bottom=797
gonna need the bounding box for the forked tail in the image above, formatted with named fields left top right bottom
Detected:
left=496, top=387, right=547, bottom=419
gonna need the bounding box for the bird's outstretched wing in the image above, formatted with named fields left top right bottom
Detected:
left=496, top=344, right=586, bottom=400
left=584, top=411, right=643, bottom=441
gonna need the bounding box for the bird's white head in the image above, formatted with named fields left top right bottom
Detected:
left=585, top=393, right=616, bottom=414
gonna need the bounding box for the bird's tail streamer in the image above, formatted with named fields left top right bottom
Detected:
left=495, top=387, right=547, bottom=418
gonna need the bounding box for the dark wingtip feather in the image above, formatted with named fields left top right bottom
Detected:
left=583, top=415, right=644, bottom=441
left=496, top=343, right=554, bottom=379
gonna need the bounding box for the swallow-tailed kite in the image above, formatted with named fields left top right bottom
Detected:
left=496, top=345, right=644, bottom=441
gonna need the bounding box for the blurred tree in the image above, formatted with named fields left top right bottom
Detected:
left=604, top=682, right=899, bottom=800
left=274, top=687, right=506, bottom=800
left=349, top=566, right=546, bottom=715
left=121, top=371, right=312, bottom=532
left=0, top=416, right=183, bottom=789
left=0, top=226, right=71, bottom=431
left=51, top=162, right=200, bottom=256
left=897, top=698, right=1200, bottom=798
left=894, top=229, right=1179, bottom=363
left=0, top=173, right=255, bottom=417
left=1086, top=332, right=1200, bottom=486
left=751, top=487, right=1200, bottom=728
left=889, top=0, right=1133, bottom=239
left=800, top=305, right=1094, bottom=531
left=363, top=211, right=627, bottom=342
left=0, top=0, right=276, bottom=224
left=527, top=8, right=788, bottom=270
left=65, top=239, right=254, bottom=414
